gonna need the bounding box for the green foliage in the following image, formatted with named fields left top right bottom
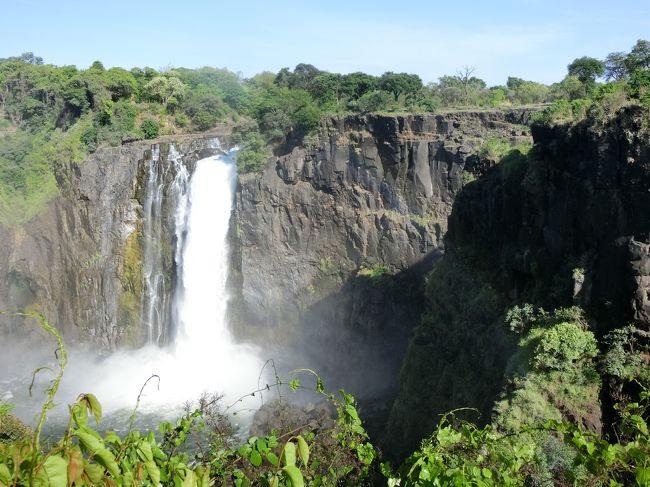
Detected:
left=390, top=388, right=650, bottom=486
left=139, top=119, right=159, bottom=139
left=236, top=130, right=268, bottom=173
left=378, top=72, right=423, bottom=101
left=567, top=56, right=605, bottom=84
left=507, top=77, right=550, bottom=104
left=625, top=39, right=650, bottom=73
left=0, top=342, right=377, bottom=487
left=142, top=75, right=187, bottom=106
left=356, top=90, right=394, bottom=113
left=601, top=326, right=650, bottom=387
left=357, top=264, right=389, bottom=279
left=629, top=68, right=650, bottom=109
left=532, top=322, right=598, bottom=372
left=478, top=136, right=512, bottom=160
left=532, top=98, right=593, bottom=125
left=79, top=126, right=97, bottom=152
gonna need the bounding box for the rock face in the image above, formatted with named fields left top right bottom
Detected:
left=231, top=110, right=535, bottom=401
left=0, top=138, right=223, bottom=351
left=385, top=107, right=650, bottom=458
left=447, top=108, right=650, bottom=332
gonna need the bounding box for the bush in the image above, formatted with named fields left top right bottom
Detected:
left=533, top=322, right=598, bottom=371
left=356, top=90, right=393, bottom=113
left=80, top=126, right=98, bottom=152
left=140, top=119, right=159, bottom=139
left=478, top=137, right=512, bottom=160
left=236, top=131, right=268, bottom=173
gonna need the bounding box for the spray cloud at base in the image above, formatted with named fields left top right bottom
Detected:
left=1, top=146, right=266, bottom=423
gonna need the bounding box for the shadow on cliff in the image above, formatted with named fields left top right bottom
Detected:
left=244, top=249, right=444, bottom=443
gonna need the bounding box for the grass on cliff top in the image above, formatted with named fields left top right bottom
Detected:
left=0, top=121, right=91, bottom=226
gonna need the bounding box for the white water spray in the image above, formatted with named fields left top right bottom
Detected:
left=17, top=146, right=265, bottom=418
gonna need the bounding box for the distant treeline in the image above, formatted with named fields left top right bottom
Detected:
left=0, top=40, right=648, bottom=221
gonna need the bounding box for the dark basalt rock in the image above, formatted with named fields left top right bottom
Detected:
left=230, top=110, right=535, bottom=435
left=386, top=107, right=650, bottom=459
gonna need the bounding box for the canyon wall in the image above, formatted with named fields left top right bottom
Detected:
left=231, top=110, right=534, bottom=402
left=0, top=139, right=221, bottom=351
left=385, top=107, right=650, bottom=457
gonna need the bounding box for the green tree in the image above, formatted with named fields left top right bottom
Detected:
left=340, top=72, right=377, bottom=99
left=308, top=72, right=343, bottom=105
left=290, top=63, right=321, bottom=90
left=143, top=75, right=187, bottom=106
left=140, top=119, right=159, bottom=139
left=550, top=75, right=587, bottom=100
left=625, top=39, right=650, bottom=72
left=567, top=56, right=605, bottom=84
left=532, top=322, right=598, bottom=372
left=379, top=72, right=423, bottom=101
left=605, top=51, right=629, bottom=80
left=236, top=131, right=268, bottom=172
left=356, top=90, right=393, bottom=113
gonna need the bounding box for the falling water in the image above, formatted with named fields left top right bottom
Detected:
left=141, top=145, right=189, bottom=345
left=174, top=153, right=236, bottom=355
left=9, top=143, right=265, bottom=420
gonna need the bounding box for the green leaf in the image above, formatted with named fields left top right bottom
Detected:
left=35, top=455, right=68, bottom=487
left=195, top=465, right=210, bottom=487
left=103, top=431, right=121, bottom=445
left=256, top=437, right=268, bottom=453
left=283, top=465, right=304, bottom=487
left=71, top=403, right=87, bottom=427
left=637, top=467, right=650, bottom=485
left=345, top=404, right=360, bottom=422
left=289, top=379, right=300, bottom=391
left=296, top=436, right=309, bottom=466
left=282, top=441, right=296, bottom=467
left=0, top=464, right=12, bottom=484
left=137, top=441, right=154, bottom=462
left=250, top=450, right=262, bottom=467
left=270, top=475, right=279, bottom=487
left=266, top=452, right=279, bottom=466
left=181, top=468, right=195, bottom=487
left=75, top=428, right=104, bottom=454
left=144, top=460, right=160, bottom=486
left=83, top=462, right=104, bottom=485
left=84, top=393, right=103, bottom=424
left=436, top=427, right=462, bottom=447
left=94, top=447, right=120, bottom=478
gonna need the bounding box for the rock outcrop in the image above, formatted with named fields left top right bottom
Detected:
left=385, top=107, right=650, bottom=458
left=231, top=110, right=535, bottom=402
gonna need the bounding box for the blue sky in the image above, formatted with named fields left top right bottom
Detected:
left=2, top=0, right=648, bottom=86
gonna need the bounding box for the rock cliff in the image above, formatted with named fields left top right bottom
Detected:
left=385, top=107, right=650, bottom=458
left=231, top=110, right=535, bottom=402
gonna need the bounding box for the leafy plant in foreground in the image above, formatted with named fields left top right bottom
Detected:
left=0, top=315, right=377, bottom=486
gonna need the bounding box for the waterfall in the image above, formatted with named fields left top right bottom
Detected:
left=141, top=144, right=189, bottom=345
left=174, top=153, right=236, bottom=354
left=39, top=142, right=264, bottom=415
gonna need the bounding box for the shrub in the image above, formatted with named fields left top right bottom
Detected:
left=533, top=322, right=598, bottom=371
left=356, top=90, right=393, bottom=113
left=478, top=137, right=512, bottom=160
left=140, top=119, right=159, bottom=139
left=80, top=126, right=98, bottom=152
left=236, top=131, right=268, bottom=173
